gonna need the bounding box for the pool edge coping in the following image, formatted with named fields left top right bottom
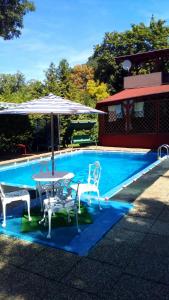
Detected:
left=0, top=147, right=163, bottom=198
left=0, top=146, right=151, bottom=167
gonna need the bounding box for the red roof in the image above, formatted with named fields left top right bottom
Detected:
left=97, top=84, right=169, bottom=106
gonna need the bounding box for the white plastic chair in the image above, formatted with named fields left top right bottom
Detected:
left=0, top=185, right=32, bottom=227
left=35, top=160, right=52, bottom=209
left=39, top=179, right=80, bottom=239
left=71, top=161, right=101, bottom=213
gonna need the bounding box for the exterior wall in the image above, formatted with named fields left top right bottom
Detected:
left=99, top=133, right=169, bottom=149
left=98, top=96, right=169, bottom=149
left=124, top=72, right=162, bottom=89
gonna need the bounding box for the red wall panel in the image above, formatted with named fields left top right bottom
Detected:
left=99, top=134, right=169, bottom=149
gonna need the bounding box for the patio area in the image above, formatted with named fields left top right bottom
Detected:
left=0, top=148, right=169, bottom=299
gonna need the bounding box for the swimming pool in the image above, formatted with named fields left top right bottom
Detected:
left=0, top=150, right=161, bottom=198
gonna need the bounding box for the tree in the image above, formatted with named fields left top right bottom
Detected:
left=44, top=62, right=61, bottom=95
left=70, top=64, right=94, bottom=90
left=44, top=62, right=57, bottom=83
left=0, top=0, right=35, bottom=40
left=56, top=59, right=72, bottom=97
left=0, top=71, right=25, bottom=94
left=87, top=80, right=109, bottom=101
left=44, top=60, right=72, bottom=97
left=56, top=59, right=71, bottom=82
left=88, top=17, right=169, bottom=92
left=26, top=79, right=45, bottom=98
left=68, top=64, right=97, bottom=107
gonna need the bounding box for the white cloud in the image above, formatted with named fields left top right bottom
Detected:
left=68, top=49, right=93, bottom=65
left=19, top=47, right=93, bottom=81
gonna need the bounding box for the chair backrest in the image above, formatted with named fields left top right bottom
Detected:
left=52, top=179, right=72, bottom=202
left=88, top=161, right=101, bottom=187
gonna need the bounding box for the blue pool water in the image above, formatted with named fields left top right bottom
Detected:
left=0, top=150, right=159, bottom=198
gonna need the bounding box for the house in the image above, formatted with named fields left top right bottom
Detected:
left=96, top=48, right=169, bottom=149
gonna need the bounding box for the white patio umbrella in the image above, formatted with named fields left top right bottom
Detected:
left=0, top=102, right=19, bottom=109
left=0, top=93, right=105, bottom=175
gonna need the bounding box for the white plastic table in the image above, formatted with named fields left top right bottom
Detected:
left=32, top=171, right=74, bottom=182
left=33, top=171, right=75, bottom=204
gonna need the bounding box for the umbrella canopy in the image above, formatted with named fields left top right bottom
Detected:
left=0, top=102, right=19, bottom=110
left=0, top=93, right=103, bottom=115
left=0, top=93, right=105, bottom=174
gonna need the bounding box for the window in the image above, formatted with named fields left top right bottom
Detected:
left=108, top=104, right=122, bottom=122
left=134, top=102, right=144, bottom=118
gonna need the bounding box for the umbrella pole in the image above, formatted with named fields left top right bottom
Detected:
left=57, top=115, right=60, bottom=151
left=51, top=113, right=55, bottom=175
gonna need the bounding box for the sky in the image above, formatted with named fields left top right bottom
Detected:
left=1, top=0, right=169, bottom=81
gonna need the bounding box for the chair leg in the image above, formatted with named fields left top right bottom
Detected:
left=97, top=190, right=102, bottom=210
left=40, top=191, right=44, bottom=212
left=87, top=192, right=91, bottom=206
left=36, top=184, right=43, bottom=211
left=39, top=207, right=47, bottom=225
left=26, top=198, right=32, bottom=221
left=75, top=183, right=81, bottom=214
left=77, top=193, right=81, bottom=214
left=47, top=209, right=52, bottom=239
left=2, top=202, right=6, bottom=227
left=75, top=205, right=81, bottom=233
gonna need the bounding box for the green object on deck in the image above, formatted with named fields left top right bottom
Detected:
left=21, top=205, right=93, bottom=233
left=69, top=120, right=96, bottom=131
left=63, top=120, right=97, bottom=147
left=71, top=134, right=95, bottom=145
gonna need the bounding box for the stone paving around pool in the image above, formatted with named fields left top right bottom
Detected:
left=0, top=147, right=169, bottom=299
